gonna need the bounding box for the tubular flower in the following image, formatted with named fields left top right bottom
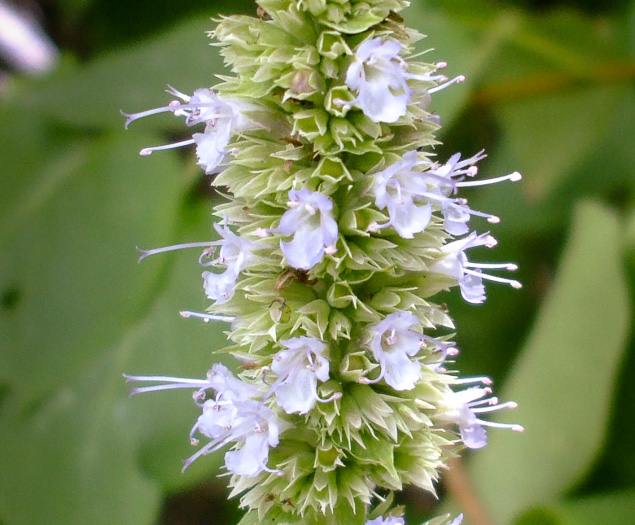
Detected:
left=270, top=336, right=336, bottom=414
left=372, top=150, right=432, bottom=238
left=201, top=222, right=255, bottom=304
left=429, top=231, right=522, bottom=304
left=366, top=517, right=405, bottom=525
left=125, top=364, right=282, bottom=476
left=437, top=380, right=524, bottom=449
left=272, top=189, right=338, bottom=270
left=345, top=38, right=411, bottom=123
left=366, top=311, right=423, bottom=391
left=122, top=87, right=261, bottom=173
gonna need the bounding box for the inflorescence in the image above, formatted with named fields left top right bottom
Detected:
left=123, top=2, right=523, bottom=524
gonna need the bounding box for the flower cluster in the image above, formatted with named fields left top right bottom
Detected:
left=123, top=1, right=523, bottom=524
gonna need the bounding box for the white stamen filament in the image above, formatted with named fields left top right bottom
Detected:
left=428, top=75, right=466, bottom=94
left=465, top=268, right=523, bottom=288
left=456, top=171, right=522, bottom=188
left=453, top=377, right=493, bottom=386
left=316, top=391, right=342, bottom=404
left=473, top=401, right=518, bottom=414
left=180, top=311, right=236, bottom=322
left=139, top=138, right=196, bottom=155
left=121, top=106, right=178, bottom=129
left=476, top=419, right=525, bottom=432
left=467, top=262, right=518, bottom=271
left=137, top=241, right=217, bottom=262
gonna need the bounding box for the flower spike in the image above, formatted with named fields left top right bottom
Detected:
left=123, top=3, right=524, bottom=522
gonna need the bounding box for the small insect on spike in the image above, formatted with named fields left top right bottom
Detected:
left=428, top=75, right=466, bottom=94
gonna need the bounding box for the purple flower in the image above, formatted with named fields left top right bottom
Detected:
left=124, top=364, right=283, bottom=477
left=372, top=150, right=432, bottom=238
left=438, top=379, right=524, bottom=449
left=344, top=39, right=466, bottom=124
left=366, top=517, right=405, bottom=525
left=345, top=38, right=411, bottom=123
left=122, top=87, right=261, bottom=174
left=273, top=189, right=338, bottom=270
left=201, top=222, right=255, bottom=304
left=366, top=312, right=423, bottom=391
left=271, top=336, right=336, bottom=414
left=136, top=222, right=254, bottom=306
left=372, top=150, right=521, bottom=239
left=429, top=232, right=521, bottom=304
left=419, top=151, right=521, bottom=235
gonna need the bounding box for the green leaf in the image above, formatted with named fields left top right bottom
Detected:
left=0, top=115, right=187, bottom=401
left=464, top=201, right=631, bottom=524
left=514, top=489, right=635, bottom=525
left=493, top=85, right=625, bottom=202
left=0, top=103, right=231, bottom=523
left=0, top=352, right=161, bottom=525
left=0, top=236, right=233, bottom=525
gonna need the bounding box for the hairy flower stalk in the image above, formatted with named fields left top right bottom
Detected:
left=123, top=1, right=523, bottom=524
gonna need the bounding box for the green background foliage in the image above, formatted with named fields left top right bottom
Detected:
left=0, top=0, right=633, bottom=524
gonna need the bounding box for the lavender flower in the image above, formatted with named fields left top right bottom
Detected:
left=366, top=312, right=423, bottom=391
left=270, top=336, right=336, bottom=414
left=367, top=517, right=463, bottom=525
left=122, top=87, right=260, bottom=173
left=345, top=38, right=466, bottom=124
left=201, top=222, right=255, bottom=304
left=124, top=364, right=282, bottom=477
left=345, top=38, right=411, bottom=123
left=372, top=150, right=432, bottom=238
left=438, top=380, right=524, bottom=449
left=137, top=221, right=255, bottom=305
left=420, top=151, right=521, bottom=235
left=429, top=232, right=522, bottom=303
left=366, top=517, right=405, bottom=525
left=272, top=189, right=338, bottom=270
left=372, top=150, right=521, bottom=238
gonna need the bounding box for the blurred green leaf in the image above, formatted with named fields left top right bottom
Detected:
left=0, top=100, right=231, bottom=523
left=514, top=489, right=635, bottom=525
left=493, top=85, right=624, bottom=202
left=406, top=0, right=513, bottom=128
left=0, top=115, right=184, bottom=401
left=625, top=206, right=635, bottom=272
left=0, top=224, right=233, bottom=525
left=0, top=351, right=161, bottom=525
left=410, top=0, right=635, bottom=234
left=514, top=507, right=574, bottom=525
left=464, top=201, right=631, bottom=523
left=14, top=15, right=226, bottom=130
